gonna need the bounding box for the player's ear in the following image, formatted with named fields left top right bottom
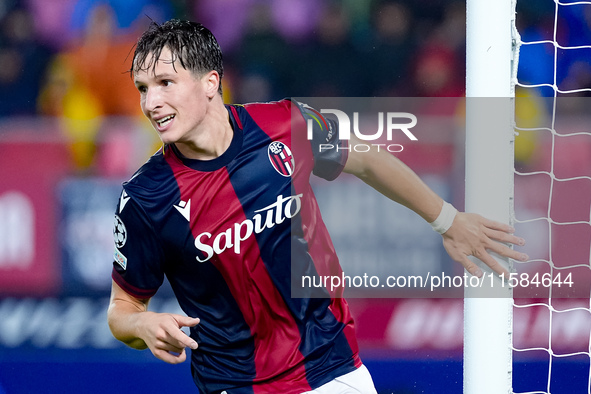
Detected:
left=203, top=70, right=220, bottom=98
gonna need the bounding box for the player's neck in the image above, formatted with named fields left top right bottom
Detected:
left=174, top=98, right=233, bottom=161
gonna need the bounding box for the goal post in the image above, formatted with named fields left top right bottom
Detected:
left=464, top=0, right=518, bottom=393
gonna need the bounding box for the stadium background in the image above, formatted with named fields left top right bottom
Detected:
left=0, top=0, right=590, bottom=393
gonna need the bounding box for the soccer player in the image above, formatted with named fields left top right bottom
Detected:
left=107, top=20, right=527, bottom=393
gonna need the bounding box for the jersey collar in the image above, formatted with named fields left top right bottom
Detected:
left=168, top=105, right=244, bottom=172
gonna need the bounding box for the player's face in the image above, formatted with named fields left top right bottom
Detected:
left=134, top=47, right=213, bottom=145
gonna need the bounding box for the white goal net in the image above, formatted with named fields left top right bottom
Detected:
left=512, top=0, right=591, bottom=393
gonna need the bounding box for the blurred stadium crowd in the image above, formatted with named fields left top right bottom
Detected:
left=1, top=0, right=589, bottom=172
left=2, top=0, right=591, bottom=110
left=0, top=0, right=469, bottom=118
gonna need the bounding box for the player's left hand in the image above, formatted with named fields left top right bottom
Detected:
left=441, top=212, right=528, bottom=277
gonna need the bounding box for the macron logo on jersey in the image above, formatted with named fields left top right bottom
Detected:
left=194, top=193, right=303, bottom=263
left=119, top=190, right=130, bottom=213
left=174, top=199, right=191, bottom=222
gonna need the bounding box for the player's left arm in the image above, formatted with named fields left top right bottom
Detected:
left=342, top=135, right=527, bottom=277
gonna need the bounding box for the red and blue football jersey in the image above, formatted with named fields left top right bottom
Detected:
left=112, top=99, right=361, bottom=393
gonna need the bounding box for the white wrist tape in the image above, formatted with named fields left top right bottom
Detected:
left=430, top=201, right=458, bottom=234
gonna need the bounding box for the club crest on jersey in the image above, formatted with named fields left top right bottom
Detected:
left=268, top=141, right=294, bottom=177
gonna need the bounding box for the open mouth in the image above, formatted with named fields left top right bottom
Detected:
left=156, top=114, right=175, bottom=127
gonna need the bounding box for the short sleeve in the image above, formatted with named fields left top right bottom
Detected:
left=292, top=100, right=348, bottom=181
left=111, top=188, right=165, bottom=299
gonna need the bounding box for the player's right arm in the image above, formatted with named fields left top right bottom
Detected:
left=107, top=279, right=200, bottom=364
left=110, top=186, right=199, bottom=364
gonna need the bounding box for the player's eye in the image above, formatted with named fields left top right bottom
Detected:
left=136, top=85, right=147, bottom=94
left=162, top=80, right=172, bottom=87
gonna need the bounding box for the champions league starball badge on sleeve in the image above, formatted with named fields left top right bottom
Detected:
left=113, top=215, right=127, bottom=249
left=113, top=215, right=128, bottom=270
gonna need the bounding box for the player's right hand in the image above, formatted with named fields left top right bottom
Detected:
left=136, top=312, right=200, bottom=364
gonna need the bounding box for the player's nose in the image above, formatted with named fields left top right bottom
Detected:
left=144, top=88, right=163, bottom=113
